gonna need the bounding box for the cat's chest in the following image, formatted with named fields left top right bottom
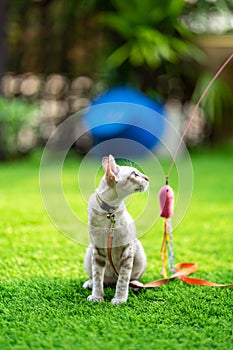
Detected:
left=88, top=207, right=136, bottom=248
left=88, top=207, right=134, bottom=231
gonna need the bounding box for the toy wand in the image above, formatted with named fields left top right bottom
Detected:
left=158, top=54, right=233, bottom=278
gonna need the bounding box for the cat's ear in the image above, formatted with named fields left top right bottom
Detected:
left=102, top=155, right=117, bottom=184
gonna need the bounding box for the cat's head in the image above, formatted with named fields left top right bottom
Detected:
left=100, top=155, right=149, bottom=201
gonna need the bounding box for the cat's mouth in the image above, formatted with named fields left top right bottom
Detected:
left=134, top=187, right=141, bottom=192
left=134, top=184, right=147, bottom=192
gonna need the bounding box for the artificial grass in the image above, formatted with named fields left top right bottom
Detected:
left=0, top=146, right=232, bottom=350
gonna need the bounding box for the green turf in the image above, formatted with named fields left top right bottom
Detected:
left=0, top=147, right=232, bottom=350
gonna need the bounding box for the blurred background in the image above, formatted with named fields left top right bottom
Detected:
left=0, top=0, right=233, bottom=160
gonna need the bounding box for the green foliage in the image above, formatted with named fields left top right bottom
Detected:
left=0, top=98, right=38, bottom=160
left=0, top=148, right=233, bottom=349
left=192, top=73, right=233, bottom=125
left=101, top=0, right=202, bottom=70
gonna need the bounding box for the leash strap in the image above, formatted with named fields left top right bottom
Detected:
left=107, top=232, right=119, bottom=276
left=107, top=233, right=233, bottom=289
left=174, top=263, right=233, bottom=287
left=107, top=214, right=119, bottom=277
left=138, top=262, right=233, bottom=289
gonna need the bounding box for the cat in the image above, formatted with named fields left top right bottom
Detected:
left=83, top=154, right=149, bottom=304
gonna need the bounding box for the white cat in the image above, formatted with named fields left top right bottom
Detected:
left=83, top=155, right=149, bottom=304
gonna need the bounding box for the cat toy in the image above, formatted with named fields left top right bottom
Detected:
left=107, top=54, right=233, bottom=289
left=157, top=53, right=233, bottom=285
left=159, top=178, right=175, bottom=278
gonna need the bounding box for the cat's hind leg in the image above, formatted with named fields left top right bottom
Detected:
left=83, top=246, right=94, bottom=291
left=83, top=280, right=93, bottom=290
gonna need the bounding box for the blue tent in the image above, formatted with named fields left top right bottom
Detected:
left=83, top=86, right=165, bottom=157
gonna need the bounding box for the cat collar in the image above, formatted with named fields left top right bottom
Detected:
left=96, top=192, right=118, bottom=214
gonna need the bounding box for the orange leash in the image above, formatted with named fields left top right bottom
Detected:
left=134, top=261, right=233, bottom=289
left=130, top=262, right=233, bottom=289
left=174, top=262, right=233, bottom=287
left=107, top=234, right=233, bottom=289
left=107, top=232, right=119, bottom=277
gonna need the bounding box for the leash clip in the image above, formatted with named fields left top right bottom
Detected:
left=107, top=213, right=116, bottom=229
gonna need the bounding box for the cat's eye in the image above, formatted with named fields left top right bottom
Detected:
left=127, top=171, right=139, bottom=180
left=132, top=171, right=139, bottom=177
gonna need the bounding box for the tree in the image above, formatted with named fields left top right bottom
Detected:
left=0, top=0, right=8, bottom=83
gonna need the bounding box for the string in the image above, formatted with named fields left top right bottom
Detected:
left=167, top=53, right=233, bottom=179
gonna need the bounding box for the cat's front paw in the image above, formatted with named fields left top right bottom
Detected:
left=87, top=295, right=104, bottom=302
left=111, top=297, right=127, bottom=305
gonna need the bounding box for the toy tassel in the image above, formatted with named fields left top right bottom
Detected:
left=159, top=178, right=175, bottom=278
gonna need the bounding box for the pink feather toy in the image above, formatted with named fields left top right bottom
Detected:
left=158, top=53, right=233, bottom=280
left=159, top=179, right=175, bottom=278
